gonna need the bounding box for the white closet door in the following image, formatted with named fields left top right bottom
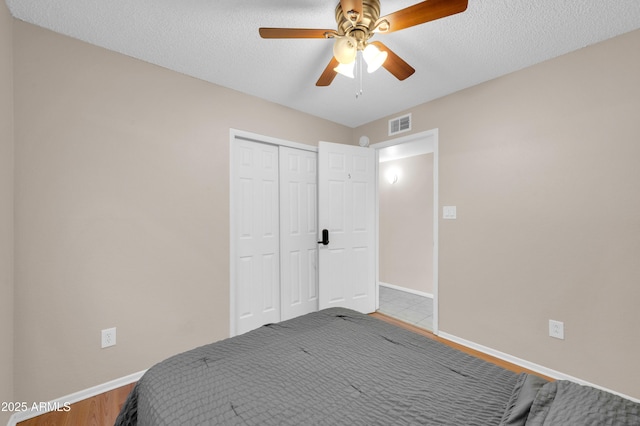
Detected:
left=233, top=140, right=280, bottom=334
left=279, top=147, right=319, bottom=321
left=318, top=141, right=376, bottom=313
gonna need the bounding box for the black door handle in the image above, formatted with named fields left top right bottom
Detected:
left=318, top=229, right=329, bottom=246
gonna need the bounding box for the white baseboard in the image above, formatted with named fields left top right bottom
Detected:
left=438, top=331, right=640, bottom=404
left=7, top=370, right=145, bottom=426
left=378, top=282, right=433, bottom=299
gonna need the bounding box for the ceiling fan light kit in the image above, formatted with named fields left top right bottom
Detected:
left=333, top=36, right=358, bottom=64
left=334, top=61, right=356, bottom=78
left=362, top=44, right=387, bottom=73
left=332, top=39, right=386, bottom=80
left=259, top=0, right=468, bottom=87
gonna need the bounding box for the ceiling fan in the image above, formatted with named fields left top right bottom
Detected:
left=259, top=0, right=468, bottom=86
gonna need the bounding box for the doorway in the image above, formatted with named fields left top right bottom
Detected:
left=371, top=129, right=439, bottom=333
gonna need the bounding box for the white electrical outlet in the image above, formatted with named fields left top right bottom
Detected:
left=549, top=320, right=564, bottom=340
left=101, top=327, right=116, bottom=348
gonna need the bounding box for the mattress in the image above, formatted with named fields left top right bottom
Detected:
left=116, top=308, right=522, bottom=425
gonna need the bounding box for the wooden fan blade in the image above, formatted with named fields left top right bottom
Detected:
left=371, top=41, right=415, bottom=81
left=379, top=0, right=468, bottom=33
left=316, top=57, right=340, bottom=86
left=340, top=0, right=364, bottom=23
left=259, top=28, right=334, bottom=39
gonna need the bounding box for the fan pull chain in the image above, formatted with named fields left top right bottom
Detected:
left=356, top=51, right=363, bottom=98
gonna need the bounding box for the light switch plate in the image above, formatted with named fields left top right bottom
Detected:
left=443, top=206, right=457, bottom=219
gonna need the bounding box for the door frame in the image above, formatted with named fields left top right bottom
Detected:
left=229, top=129, right=317, bottom=336
left=370, top=129, right=440, bottom=334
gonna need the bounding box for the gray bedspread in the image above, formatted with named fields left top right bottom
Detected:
left=116, top=308, right=521, bottom=425
left=525, top=381, right=640, bottom=426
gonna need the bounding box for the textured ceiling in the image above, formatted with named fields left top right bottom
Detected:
left=6, top=0, right=640, bottom=127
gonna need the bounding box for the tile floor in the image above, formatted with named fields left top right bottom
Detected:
left=378, top=286, right=433, bottom=331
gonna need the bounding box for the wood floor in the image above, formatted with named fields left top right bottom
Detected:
left=18, top=314, right=551, bottom=425
left=371, top=312, right=552, bottom=381
left=16, top=383, right=135, bottom=426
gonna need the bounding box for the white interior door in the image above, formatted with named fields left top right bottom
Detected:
left=279, top=147, right=319, bottom=320
left=233, top=139, right=281, bottom=334
left=318, top=141, right=376, bottom=313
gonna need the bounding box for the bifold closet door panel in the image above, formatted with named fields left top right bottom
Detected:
left=234, top=140, right=281, bottom=335
left=279, top=147, right=319, bottom=321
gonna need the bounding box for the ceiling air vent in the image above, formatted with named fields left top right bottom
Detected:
left=388, top=113, right=411, bottom=136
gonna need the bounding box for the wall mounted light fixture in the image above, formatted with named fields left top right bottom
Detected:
left=386, top=168, right=400, bottom=184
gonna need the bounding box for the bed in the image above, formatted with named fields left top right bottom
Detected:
left=115, top=308, right=640, bottom=425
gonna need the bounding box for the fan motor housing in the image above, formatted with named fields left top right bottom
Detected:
left=335, top=0, right=381, bottom=43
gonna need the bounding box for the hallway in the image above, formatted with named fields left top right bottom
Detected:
left=378, top=286, right=433, bottom=331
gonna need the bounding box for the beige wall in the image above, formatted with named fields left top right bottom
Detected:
left=0, top=1, right=14, bottom=424
left=12, top=21, right=352, bottom=403
left=379, top=154, right=433, bottom=295
left=356, top=29, right=640, bottom=399
left=6, top=9, right=640, bottom=410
